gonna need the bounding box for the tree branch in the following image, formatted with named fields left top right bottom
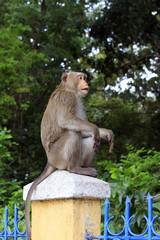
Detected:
left=105, top=54, right=159, bottom=79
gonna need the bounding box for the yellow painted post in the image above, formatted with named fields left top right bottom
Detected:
left=32, top=199, right=101, bottom=240
left=23, top=171, right=110, bottom=240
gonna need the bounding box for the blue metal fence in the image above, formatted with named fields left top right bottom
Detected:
left=86, top=193, right=160, bottom=240
left=1, top=194, right=160, bottom=240
left=0, top=204, right=28, bottom=240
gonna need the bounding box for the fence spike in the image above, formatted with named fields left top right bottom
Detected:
left=104, top=198, right=110, bottom=240
left=147, top=193, right=153, bottom=240
left=105, top=198, right=110, bottom=205
left=126, top=196, right=130, bottom=203
left=4, top=206, right=8, bottom=240
left=147, top=193, right=152, bottom=200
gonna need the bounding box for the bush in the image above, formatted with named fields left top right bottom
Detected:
left=99, top=146, right=160, bottom=234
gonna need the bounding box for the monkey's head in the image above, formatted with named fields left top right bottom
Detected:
left=61, top=72, right=89, bottom=97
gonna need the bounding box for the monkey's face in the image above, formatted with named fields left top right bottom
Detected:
left=62, top=72, right=89, bottom=97
left=77, top=74, right=89, bottom=97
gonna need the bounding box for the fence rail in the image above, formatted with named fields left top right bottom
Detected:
left=86, top=193, right=160, bottom=240
left=1, top=194, right=160, bottom=240
left=0, top=204, right=28, bottom=240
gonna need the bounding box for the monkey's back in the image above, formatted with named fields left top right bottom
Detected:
left=41, top=89, right=77, bottom=150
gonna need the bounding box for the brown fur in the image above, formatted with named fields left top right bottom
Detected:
left=25, top=71, right=114, bottom=239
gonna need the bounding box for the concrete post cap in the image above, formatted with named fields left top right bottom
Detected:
left=23, top=170, right=111, bottom=201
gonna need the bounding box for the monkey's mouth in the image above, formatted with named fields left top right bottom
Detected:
left=81, top=88, right=89, bottom=91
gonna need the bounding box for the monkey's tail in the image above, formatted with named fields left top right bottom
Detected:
left=25, top=164, right=54, bottom=239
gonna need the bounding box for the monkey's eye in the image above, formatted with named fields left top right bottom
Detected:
left=78, top=75, right=83, bottom=80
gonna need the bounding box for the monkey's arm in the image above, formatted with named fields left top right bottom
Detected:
left=57, top=92, right=98, bottom=136
left=99, top=128, right=114, bottom=153
left=55, top=92, right=100, bottom=150
left=61, top=117, right=100, bottom=152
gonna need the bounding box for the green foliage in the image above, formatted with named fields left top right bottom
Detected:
left=0, top=0, right=159, bottom=185
left=0, top=21, right=46, bottom=124
left=0, top=126, right=24, bottom=232
left=0, top=0, right=94, bottom=188
left=0, top=127, right=15, bottom=160
left=0, top=127, right=23, bottom=206
left=90, top=0, right=160, bottom=154
left=100, top=146, right=160, bottom=233
left=110, top=146, right=160, bottom=195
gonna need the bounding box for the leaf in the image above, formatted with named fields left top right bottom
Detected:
left=124, top=166, right=135, bottom=176
left=137, top=213, right=144, bottom=227
left=111, top=172, right=121, bottom=180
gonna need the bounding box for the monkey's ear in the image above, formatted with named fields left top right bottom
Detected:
left=61, top=72, right=68, bottom=82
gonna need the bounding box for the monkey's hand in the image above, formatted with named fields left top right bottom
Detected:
left=99, top=128, right=114, bottom=153
left=92, top=126, right=101, bottom=152
left=106, top=129, right=114, bottom=153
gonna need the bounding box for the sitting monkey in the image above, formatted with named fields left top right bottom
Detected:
left=25, top=71, right=114, bottom=239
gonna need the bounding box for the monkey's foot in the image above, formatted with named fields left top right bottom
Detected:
left=86, top=167, right=98, bottom=177
left=69, top=167, right=98, bottom=177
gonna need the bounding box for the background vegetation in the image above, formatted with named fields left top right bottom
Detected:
left=0, top=0, right=160, bottom=233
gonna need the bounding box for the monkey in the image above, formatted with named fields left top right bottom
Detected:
left=25, top=71, right=114, bottom=239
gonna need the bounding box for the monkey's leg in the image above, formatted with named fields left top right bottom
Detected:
left=47, top=131, right=98, bottom=177
left=65, top=132, right=98, bottom=177
left=81, top=137, right=96, bottom=167
left=46, top=131, right=81, bottom=170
